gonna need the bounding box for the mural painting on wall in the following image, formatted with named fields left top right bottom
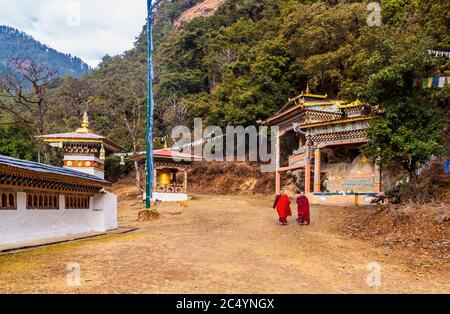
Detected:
left=323, top=155, right=376, bottom=193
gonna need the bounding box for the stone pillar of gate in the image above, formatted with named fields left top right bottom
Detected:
left=275, top=171, right=281, bottom=195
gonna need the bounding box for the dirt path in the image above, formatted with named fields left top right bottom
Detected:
left=0, top=195, right=448, bottom=293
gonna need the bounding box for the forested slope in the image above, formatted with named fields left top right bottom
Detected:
left=0, top=26, right=91, bottom=77
left=0, top=0, right=449, bottom=183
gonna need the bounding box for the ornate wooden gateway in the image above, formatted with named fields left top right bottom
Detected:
left=262, top=87, right=381, bottom=206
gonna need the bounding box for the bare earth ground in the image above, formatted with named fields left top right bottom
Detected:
left=0, top=194, right=449, bottom=294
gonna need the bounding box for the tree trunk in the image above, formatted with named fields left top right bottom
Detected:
left=134, top=160, right=144, bottom=193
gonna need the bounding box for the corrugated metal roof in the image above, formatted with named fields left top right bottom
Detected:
left=154, top=149, right=203, bottom=160
left=0, top=155, right=109, bottom=185
left=127, top=149, right=203, bottom=162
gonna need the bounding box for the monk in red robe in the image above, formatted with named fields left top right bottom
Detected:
left=273, top=189, right=292, bottom=225
left=296, top=192, right=310, bottom=225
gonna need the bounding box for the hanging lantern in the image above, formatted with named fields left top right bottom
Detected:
left=120, top=154, right=126, bottom=166
left=99, top=144, right=106, bottom=161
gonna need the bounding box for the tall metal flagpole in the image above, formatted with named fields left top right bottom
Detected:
left=146, top=0, right=154, bottom=209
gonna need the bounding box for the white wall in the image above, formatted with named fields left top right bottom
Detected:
left=93, top=192, right=118, bottom=230
left=0, top=191, right=118, bottom=246
left=62, top=166, right=105, bottom=180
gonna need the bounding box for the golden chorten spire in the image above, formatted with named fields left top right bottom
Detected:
left=288, top=85, right=328, bottom=104
left=301, top=84, right=327, bottom=99
left=162, top=141, right=170, bottom=151
left=337, top=99, right=363, bottom=109
left=76, top=112, right=90, bottom=133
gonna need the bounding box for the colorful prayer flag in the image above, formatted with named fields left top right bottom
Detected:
left=413, top=76, right=449, bottom=88
left=432, top=77, right=440, bottom=87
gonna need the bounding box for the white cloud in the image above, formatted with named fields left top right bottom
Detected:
left=0, top=0, right=147, bottom=68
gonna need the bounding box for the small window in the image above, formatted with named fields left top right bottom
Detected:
left=1, top=193, right=6, bottom=208
left=0, top=191, right=17, bottom=210
left=8, top=193, right=15, bottom=208
left=65, top=195, right=90, bottom=209
left=26, top=193, right=59, bottom=210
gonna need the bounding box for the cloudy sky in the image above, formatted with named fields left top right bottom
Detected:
left=0, top=0, right=148, bottom=68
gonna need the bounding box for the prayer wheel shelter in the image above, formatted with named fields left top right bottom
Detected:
left=262, top=87, right=381, bottom=206
left=0, top=155, right=118, bottom=249
left=129, top=148, right=202, bottom=202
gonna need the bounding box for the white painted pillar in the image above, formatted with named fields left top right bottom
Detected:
left=59, top=194, right=66, bottom=210
left=17, top=192, right=26, bottom=211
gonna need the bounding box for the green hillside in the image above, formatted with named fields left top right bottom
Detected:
left=0, top=25, right=91, bottom=77
left=0, top=0, right=449, bottom=177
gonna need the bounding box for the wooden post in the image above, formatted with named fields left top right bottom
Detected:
left=153, top=168, right=158, bottom=192
left=305, top=138, right=311, bottom=193
left=275, top=171, right=281, bottom=195
left=314, top=145, right=321, bottom=193
left=184, top=169, right=188, bottom=194
left=171, top=169, right=177, bottom=185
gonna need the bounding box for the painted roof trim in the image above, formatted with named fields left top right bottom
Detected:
left=262, top=104, right=345, bottom=126
left=128, top=150, right=203, bottom=162
left=300, top=117, right=372, bottom=129
left=37, top=133, right=123, bottom=152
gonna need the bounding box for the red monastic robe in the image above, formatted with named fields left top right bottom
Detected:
left=296, top=195, right=311, bottom=224
left=273, top=194, right=292, bottom=223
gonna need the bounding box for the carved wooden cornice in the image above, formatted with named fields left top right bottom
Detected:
left=0, top=165, right=106, bottom=194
